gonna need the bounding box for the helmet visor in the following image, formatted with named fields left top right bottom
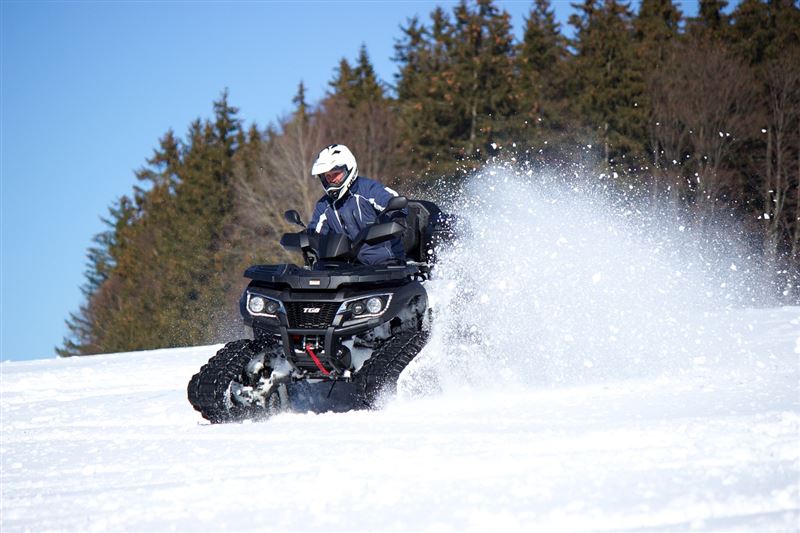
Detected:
left=320, top=165, right=347, bottom=186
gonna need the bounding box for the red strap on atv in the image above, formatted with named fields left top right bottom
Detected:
left=305, top=345, right=330, bottom=376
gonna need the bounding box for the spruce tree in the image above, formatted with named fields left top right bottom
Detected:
left=699, top=0, right=729, bottom=33
left=569, top=0, right=647, bottom=166
left=394, top=1, right=517, bottom=173
left=329, top=45, right=384, bottom=107
left=59, top=92, right=244, bottom=355
left=728, top=0, right=800, bottom=64
left=515, top=0, right=572, bottom=154
left=57, top=196, right=136, bottom=356
left=394, top=10, right=457, bottom=172
left=292, top=81, right=309, bottom=120
left=688, top=0, right=731, bottom=39
left=450, top=0, right=517, bottom=157
left=635, top=0, right=682, bottom=64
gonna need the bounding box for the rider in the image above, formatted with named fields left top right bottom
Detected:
left=308, top=144, right=406, bottom=265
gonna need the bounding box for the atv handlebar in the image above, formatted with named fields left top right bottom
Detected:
left=279, top=196, right=408, bottom=266
left=280, top=220, right=406, bottom=264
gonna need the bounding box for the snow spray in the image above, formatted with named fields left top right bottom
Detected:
left=402, top=164, right=777, bottom=392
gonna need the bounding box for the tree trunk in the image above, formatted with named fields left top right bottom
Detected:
left=793, top=135, right=800, bottom=262
left=468, top=71, right=479, bottom=156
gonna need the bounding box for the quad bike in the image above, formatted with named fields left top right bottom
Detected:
left=187, top=196, right=454, bottom=423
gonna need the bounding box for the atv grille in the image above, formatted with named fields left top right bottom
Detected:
left=284, top=302, right=340, bottom=329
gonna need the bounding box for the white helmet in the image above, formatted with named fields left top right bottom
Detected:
left=311, top=144, right=358, bottom=201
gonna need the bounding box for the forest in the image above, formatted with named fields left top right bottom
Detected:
left=59, top=0, right=799, bottom=356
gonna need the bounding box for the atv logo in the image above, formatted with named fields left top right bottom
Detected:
left=303, top=307, right=321, bottom=313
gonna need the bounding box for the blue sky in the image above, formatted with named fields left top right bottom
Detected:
left=1, top=0, right=699, bottom=361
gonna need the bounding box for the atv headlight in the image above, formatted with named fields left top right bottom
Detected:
left=337, top=294, right=392, bottom=319
left=248, top=296, right=266, bottom=314
left=246, top=293, right=283, bottom=317
left=366, top=297, right=383, bottom=314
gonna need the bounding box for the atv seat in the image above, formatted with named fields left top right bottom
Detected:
left=403, top=200, right=453, bottom=264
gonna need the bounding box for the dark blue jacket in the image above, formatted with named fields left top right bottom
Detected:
left=308, top=176, right=406, bottom=265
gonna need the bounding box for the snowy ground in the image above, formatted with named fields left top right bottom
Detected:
left=2, top=306, right=798, bottom=532
left=4, top=172, right=799, bottom=531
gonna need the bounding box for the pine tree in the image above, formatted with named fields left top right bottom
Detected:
left=727, top=0, right=800, bottom=64
left=57, top=196, right=136, bottom=356
left=393, top=1, right=517, bottom=173
left=700, top=0, right=729, bottom=32
left=688, top=0, right=731, bottom=39
left=292, top=80, right=309, bottom=121
left=329, top=45, right=385, bottom=107
left=450, top=0, right=517, bottom=157
left=515, top=0, right=572, bottom=153
left=59, top=92, right=244, bottom=355
left=569, top=0, right=647, bottom=165
left=329, top=59, right=357, bottom=101
left=771, top=0, right=800, bottom=56
left=635, top=0, right=682, bottom=64
left=394, top=10, right=457, bottom=172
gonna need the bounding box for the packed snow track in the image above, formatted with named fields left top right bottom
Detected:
left=2, top=306, right=798, bottom=531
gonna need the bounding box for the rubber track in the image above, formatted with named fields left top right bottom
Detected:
left=355, top=328, right=430, bottom=407
left=187, top=339, right=265, bottom=423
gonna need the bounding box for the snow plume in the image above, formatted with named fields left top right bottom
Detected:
left=404, top=165, right=776, bottom=392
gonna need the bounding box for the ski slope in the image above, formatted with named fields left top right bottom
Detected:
left=2, top=306, right=798, bottom=532
left=4, top=171, right=799, bottom=530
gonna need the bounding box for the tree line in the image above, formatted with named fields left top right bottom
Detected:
left=59, top=0, right=800, bottom=356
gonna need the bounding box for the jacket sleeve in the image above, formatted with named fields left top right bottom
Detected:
left=363, top=180, right=397, bottom=211
left=307, top=199, right=329, bottom=234
left=364, top=180, right=407, bottom=222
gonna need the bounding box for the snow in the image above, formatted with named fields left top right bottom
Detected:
left=3, top=169, right=799, bottom=530
left=2, top=307, right=799, bottom=531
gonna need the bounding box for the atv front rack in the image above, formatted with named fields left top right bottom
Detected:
left=244, top=263, right=423, bottom=290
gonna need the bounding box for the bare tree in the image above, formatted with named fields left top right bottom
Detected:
left=793, top=140, right=800, bottom=263
left=762, top=49, right=800, bottom=264
left=269, top=112, right=325, bottom=215
left=682, top=39, right=756, bottom=216
left=230, top=94, right=405, bottom=267
left=315, top=95, right=404, bottom=188
left=648, top=37, right=758, bottom=217
left=647, top=59, right=692, bottom=203
left=232, top=111, right=324, bottom=263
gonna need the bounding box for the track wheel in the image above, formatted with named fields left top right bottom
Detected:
left=187, top=339, right=271, bottom=423
left=356, top=328, right=429, bottom=407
